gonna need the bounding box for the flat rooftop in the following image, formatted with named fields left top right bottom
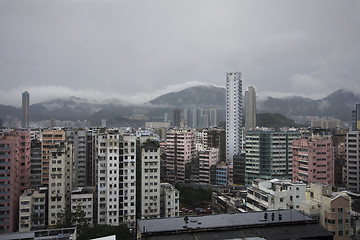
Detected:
left=138, top=210, right=332, bottom=240
left=139, top=210, right=312, bottom=233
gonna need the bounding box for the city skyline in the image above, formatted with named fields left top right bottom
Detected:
left=1, top=1, right=360, bottom=106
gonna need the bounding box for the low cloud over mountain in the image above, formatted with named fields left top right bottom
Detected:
left=0, top=86, right=359, bottom=126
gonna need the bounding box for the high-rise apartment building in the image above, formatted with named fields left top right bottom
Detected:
left=292, top=134, right=334, bottom=186
left=47, top=142, right=73, bottom=227
left=96, top=133, right=137, bottom=229
left=0, top=131, right=31, bottom=233
left=352, top=103, right=360, bottom=130
left=345, top=131, right=360, bottom=193
left=198, top=148, right=219, bottom=185
left=245, top=130, right=301, bottom=185
left=160, top=183, right=179, bottom=218
left=164, top=129, right=196, bottom=183
left=40, top=130, right=66, bottom=186
left=173, top=108, right=181, bottom=127
left=209, top=108, right=218, bottom=127
left=66, top=129, right=96, bottom=188
left=206, top=128, right=226, bottom=162
left=233, top=152, right=246, bottom=186
left=22, top=91, right=30, bottom=128
left=137, top=136, right=160, bottom=220
left=226, top=72, right=242, bottom=162
left=192, top=108, right=199, bottom=128
left=245, top=86, right=256, bottom=130
left=30, top=139, right=42, bottom=188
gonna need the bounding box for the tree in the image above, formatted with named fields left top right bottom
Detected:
left=78, top=224, right=133, bottom=240
left=56, top=209, right=72, bottom=228
left=71, top=202, right=88, bottom=233
left=56, top=203, right=88, bottom=234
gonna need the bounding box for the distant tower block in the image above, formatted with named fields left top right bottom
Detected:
left=173, top=108, right=181, bottom=127
left=101, top=119, right=107, bottom=128
left=245, top=86, right=256, bottom=130
left=22, top=91, right=30, bottom=128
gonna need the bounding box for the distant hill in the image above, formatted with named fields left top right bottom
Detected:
left=0, top=105, right=21, bottom=119
left=148, top=86, right=360, bottom=122
left=28, top=97, right=134, bottom=122
left=148, top=85, right=225, bottom=108
left=0, top=86, right=359, bottom=127
left=257, top=89, right=360, bottom=121
left=256, top=113, right=300, bottom=129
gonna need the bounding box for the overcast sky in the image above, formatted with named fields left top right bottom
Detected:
left=1, top=0, right=360, bottom=107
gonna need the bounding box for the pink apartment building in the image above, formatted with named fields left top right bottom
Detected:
left=0, top=131, right=31, bottom=233
left=165, top=130, right=196, bottom=183
left=292, top=136, right=334, bottom=186
left=198, top=148, right=219, bottom=185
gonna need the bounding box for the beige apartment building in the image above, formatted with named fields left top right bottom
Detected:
left=301, top=183, right=351, bottom=240
left=41, top=130, right=66, bottom=185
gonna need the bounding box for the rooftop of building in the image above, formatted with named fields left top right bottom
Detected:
left=251, top=179, right=305, bottom=192
left=137, top=210, right=332, bottom=240
left=160, top=183, right=177, bottom=190
left=1, top=227, right=76, bottom=240
left=71, top=187, right=95, bottom=195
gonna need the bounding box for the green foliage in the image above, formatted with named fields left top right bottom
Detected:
left=78, top=224, right=133, bottom=240
left=56, top=209, right=72, bottom=228
left=175, top=184, right=212, bottom=208
left=56, top=203, right=88, bottom=234
left=256, top=113, right=300, bottom=129
left=71, top=203, right=88, bottom=232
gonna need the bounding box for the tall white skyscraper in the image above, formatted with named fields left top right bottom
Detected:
left=245, top=86, right=256, bottom=130
left=226, top=72, right=242, bottom=162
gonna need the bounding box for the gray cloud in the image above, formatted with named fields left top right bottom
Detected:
left=0, top=0, right=359, bottom=106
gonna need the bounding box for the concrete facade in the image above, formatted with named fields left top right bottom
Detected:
left=22, top=91, right=29, bottom=129
left=41, top=130, right=66, bottom=186
left=198, top=148, right=219, bottom=185
left=164, top=129, right=196, bottom=183
left=137, top=136, right=160, bottom=220
left=96, top=133, right=137, bottom=229
left=292, top=135, right=335, bottom=186
left=48, top=142, right=73, bottom=227
left=0, top=130, right=31, bottom=233
left=244, top=86, right=256, bottom=130
left=160, top=183, right=179, bottom=218
left=345, top=131, right=360, bottom=193
left=226, top=72, right=242, bottom=162
left=301, top=183, right=351, bottom=240
left=246, top=179, right=306, bottom=211
left=245, top=130, right=301, bottom=185
left=71, top=188, right=94, bottom=226
left=19, top=188, right=47, bottom=232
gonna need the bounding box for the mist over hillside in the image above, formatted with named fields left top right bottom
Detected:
left=0, top=86, right=359, bottom=127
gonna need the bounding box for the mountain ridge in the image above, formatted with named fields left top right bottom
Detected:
left=0, top=86, right=359, bottom=125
